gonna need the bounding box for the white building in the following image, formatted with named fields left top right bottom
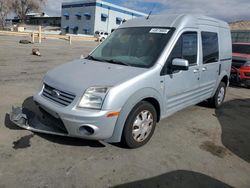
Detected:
left=61, top=0, right=147, bottom=35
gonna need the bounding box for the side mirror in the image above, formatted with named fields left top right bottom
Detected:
left=172, top=58, right=189, bottom=71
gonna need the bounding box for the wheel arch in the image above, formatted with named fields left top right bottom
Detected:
left=142, top=97, right=161, bottom=122
left=211, top=73, right=229, bottom=97
left=104, top=88, right=163, bottom=143
left=221, top=75, right=229, bottom=86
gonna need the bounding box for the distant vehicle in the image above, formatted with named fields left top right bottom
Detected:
left=95, top=31, right=109, bottom=42
left=230, top=43, right=250, bottom=88
left=10, top=14, right=232, bottom=148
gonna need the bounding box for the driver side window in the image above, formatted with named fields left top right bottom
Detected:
left=161, top=32, right=198, bottom=75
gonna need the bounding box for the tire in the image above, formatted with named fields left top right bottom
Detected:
left=122, top=101, right=157, bottom=148
left=245, top=81, right=250, bottom=89
left=208, top=82, right=226, bottom=108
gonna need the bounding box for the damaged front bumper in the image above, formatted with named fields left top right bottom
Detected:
left=10, top=106, right=70, bottom=136
left=9, top=99, right=119, bottom=140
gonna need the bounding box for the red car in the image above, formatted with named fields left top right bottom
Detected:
left=230, top=43, right=250, bottom=88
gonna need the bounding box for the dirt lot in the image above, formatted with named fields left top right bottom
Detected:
left=0, top=35, right=250, bottom=188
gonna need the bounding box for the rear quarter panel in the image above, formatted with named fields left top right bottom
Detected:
left=212, top=27, right=232, bottom=95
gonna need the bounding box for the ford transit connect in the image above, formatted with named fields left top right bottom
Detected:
left=10, top=14, right=232, bottom=148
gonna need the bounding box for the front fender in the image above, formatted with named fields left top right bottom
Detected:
left=105, top=87, right=163, bottom=143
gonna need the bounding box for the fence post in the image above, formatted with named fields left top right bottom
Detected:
left=69, top=35, right=72, bottom=45
left=38, top=26, right=42, bottom=43
left=32, top=32, right=35, bottom=43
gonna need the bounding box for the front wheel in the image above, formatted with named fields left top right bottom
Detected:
left=122, top=101, right=157, bottom=148
left=208, top=82, right=226, bottom=108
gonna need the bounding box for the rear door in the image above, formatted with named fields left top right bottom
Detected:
left=199, top=28, right=220, bottom=99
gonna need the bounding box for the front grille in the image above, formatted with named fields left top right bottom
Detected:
left=245, top=72, right=250, bottom=77
left=38, top=106, right=68, bottom=134
left=42, top=84, right=76, bottom=107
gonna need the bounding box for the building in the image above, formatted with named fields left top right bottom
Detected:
left=26, top=12, right=61, bottom=27
left=229, top=20, right=250, bottom=42
left=231, top=30, right=250, bottom=43
left=61, top=0, right=147, bottom=35
left=8, top=12, right=61, bottom=27
left=27, top=16, right=61, bottom=27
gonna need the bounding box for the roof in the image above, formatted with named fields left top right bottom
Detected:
left=26, top=12, right=49, bottom=17
left=120, top=14, right=229, bottom=29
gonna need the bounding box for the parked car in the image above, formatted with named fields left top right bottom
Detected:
left=10, top=14, right=232, bottom=148
left=230, top=43, right=250, bottom=88
left=95, top=31, right=109, bottom=42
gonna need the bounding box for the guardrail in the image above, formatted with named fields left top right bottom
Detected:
left=0, top=29, right=97, bottom=44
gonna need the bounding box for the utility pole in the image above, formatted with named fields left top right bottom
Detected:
left=107, top=7, right=110, bottom=33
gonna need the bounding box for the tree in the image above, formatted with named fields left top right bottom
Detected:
left=12, top=0, right=46, bottom=23
left=0, top=0, right=12, bottom=29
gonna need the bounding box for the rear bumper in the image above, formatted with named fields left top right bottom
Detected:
left=9, top=96, right=119, bottom=140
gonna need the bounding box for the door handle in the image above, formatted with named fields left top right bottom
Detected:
left=202, top=67, right=208, bottom=72
left=193, top=69, right=199, bottom=73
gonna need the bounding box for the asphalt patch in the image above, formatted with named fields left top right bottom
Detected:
left=200, top=141, right=228, bottom=158
left=13, top=134, right=34, bottom=149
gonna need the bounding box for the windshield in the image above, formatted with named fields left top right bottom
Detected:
left=233, top=44, right=250, bottom=54
left=88, top=27, right=174, bottom=68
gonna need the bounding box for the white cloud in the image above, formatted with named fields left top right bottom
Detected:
left=45, top=0, right=71, bottom=16
left=44, top=0, right=250, bottom=22
left=153, top=0, right=250, bottom=22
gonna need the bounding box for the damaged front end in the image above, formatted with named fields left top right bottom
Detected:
left=9, top=106, right=69, bottom=137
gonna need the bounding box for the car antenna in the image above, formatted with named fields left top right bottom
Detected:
left=146, top=4, right=156, bottom=20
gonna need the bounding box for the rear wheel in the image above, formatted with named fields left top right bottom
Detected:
left=122, top=101, right=157, bottom=148
left=208, top=82, right=226, bottom=108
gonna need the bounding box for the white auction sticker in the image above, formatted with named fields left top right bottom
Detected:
left=150, top=28, right=169, bottom=34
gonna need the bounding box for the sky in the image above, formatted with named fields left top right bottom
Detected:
left=45, top=0, right=250, bottom=22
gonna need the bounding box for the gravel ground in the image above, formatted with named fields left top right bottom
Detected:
left=0, top=35, right=250, bottom=188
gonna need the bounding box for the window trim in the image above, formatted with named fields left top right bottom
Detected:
left=160, top=31, right=198, bottom=76
left=182, top=32, right=198, bottom=67
left=88, top=26, right=175, bottom=69
left=201, top=31, right=219, bottom=64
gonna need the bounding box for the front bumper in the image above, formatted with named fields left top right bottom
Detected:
left=230, top=69, right=250, bottom=87
left=9, top=95, right=119, bottom=140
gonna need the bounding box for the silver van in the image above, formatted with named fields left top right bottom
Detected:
left=10, top=14, right=232, bottom=148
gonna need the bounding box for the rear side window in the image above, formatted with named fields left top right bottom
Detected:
left=202, top=32, right=219, bottom=64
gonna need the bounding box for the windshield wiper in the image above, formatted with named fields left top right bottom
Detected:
left=86, top=56, right=130, bottom=66
left=103, top=59, right=131, bottom=66
left=85, top=55, right=104, bottom=62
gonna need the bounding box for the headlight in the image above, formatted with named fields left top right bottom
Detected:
left=78, top=87, right=111, bottom=110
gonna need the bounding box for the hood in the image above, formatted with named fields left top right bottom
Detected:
left=44, top=59, right=147, bottom=95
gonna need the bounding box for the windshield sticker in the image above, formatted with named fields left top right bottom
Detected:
left=150, top=28, right=169, bottom=34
